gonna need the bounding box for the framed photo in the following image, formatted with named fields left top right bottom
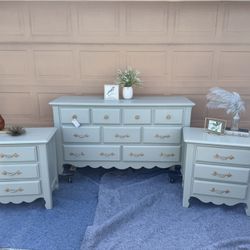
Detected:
left=204, top=117, right=227, bottom=135
left=104, top=84, right=119, bottom=100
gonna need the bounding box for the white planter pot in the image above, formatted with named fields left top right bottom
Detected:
left=122, top=87, right=133, bottom=99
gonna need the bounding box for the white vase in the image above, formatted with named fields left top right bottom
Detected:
left=122, top=87, right=133, bottom=99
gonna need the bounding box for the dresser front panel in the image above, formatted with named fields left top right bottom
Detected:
left=60, top=108, right=90, bottom=124
left=51, top=96, right=194, bottom=171
left=143, top=127, right=181, bottom=144
left=103, top=127, right=141, bottom=143
left=62, top=127, right=101, bottom=143
left=123, top=108, right=151, bottom=124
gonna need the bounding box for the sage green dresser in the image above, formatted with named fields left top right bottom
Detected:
left=50, top=96, right=194, bottom=173
left=0, top=128, right=58, bottom=209
left=182, top=127, right=250, bottom=216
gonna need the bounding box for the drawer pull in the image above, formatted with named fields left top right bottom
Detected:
left=160, top=152, right=175, bottom=157
left=73, top=134, right=89, bottom=139
left=155, top=134, right=170, bottom=139
left=212, top=171, right=232, bottom=178
left=72, top=115, right=78, bottom=119
left=104, top=115, right=109, bottom=120
left=214, top=154, right=235, bottom=161
left=115, top=134, right=130, bottom=139
left=165, top=115, right=172, bottom=120
left=1, top=170, right=22, bottom=176
left=134, top=115, right=140, bottom=120
left=5, top=187, right=24, bottom=193
left=100, top=152, right=115, bottom=157
left=0, top=153, right=19, bottom=159
left=69, top=152, right=85, bottom=157
left=129, top=152, right=144, bottom=157
left=210, top=187, right=230, bottom=195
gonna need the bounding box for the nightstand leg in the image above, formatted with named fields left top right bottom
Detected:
left=45, top=197, right=53, bottom=209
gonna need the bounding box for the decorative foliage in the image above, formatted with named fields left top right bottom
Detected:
left=7, top=125, right=26, bottom=136
left=206, top=87, right=245, bottom=116
left=116, top=67, right=142, bottom=88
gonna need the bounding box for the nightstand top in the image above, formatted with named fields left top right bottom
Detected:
left=0, top=127, right=57, bottom=145
left=183, top=127, right=250, bottom=148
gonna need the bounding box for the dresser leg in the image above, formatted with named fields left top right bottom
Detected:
left=245, top=204, right=250, bottom=216
left=182, top=197, right=190, bottom=208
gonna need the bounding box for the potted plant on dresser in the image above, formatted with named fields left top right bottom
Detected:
left=116, top=67, right=142, bottom=99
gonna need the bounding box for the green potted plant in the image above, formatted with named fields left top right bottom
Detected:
left=116, top=67, right=142, bottom=99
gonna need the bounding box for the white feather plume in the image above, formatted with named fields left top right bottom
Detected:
left=206, top=87, right=245, bottom=115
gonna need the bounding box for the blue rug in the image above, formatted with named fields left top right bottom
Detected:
left=1, top=168, right=250, bottom=250
left=81, top=169, right=250, bottom=250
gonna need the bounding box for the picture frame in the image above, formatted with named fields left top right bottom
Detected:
left=204, top=117, right=227, bottom=135
left=104, top=84, right=119, bottom=100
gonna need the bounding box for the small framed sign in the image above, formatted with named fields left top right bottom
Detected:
left=104, top=84, right=119, bottom=100
left=204, top=117, right=227, bottom=135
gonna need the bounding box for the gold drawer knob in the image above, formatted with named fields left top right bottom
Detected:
left=104, top=115, right=109, bottom=120
left=160, top=152, right=175, bottom=157
left=100, top=152, right=115, bottom=157
left=134, top=115, right=140, bottom=120
left=5, top=187, right=24, bottom=193
left=155, top=134, right=170, bottom=139
left=166, top=115, right=171, bottom=120
left=73, top=134, right=89, bottom=138
left=69, top=152, right=85, bottom=157
left=115, top=134, right=130, bottom=139
left=210, top=187, right=230, bottom=195
left=212, top=171, right=232, bottom=178
left=129, top=152, right=144, bottom=157
left=72, top=115, right=78, bottom=119
left=0, top=153, right=19, bottom=159
left=214, top=154, right=234, bottom=161
left=2, top=170, right=22, bottom=176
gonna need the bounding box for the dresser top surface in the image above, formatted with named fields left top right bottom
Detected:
left=49, top=95, right=195, bottom=107
left=183, top=127, right=250, bottom=148
left=0, top=127, right=57, bottom=145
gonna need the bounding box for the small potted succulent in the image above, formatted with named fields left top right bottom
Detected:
left=116, top=67, right=142, bottom=99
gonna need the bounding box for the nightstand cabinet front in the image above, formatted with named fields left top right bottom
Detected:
left=0, top=128, right=58, bottom=209
left=182, top=127, right=250, bottom=216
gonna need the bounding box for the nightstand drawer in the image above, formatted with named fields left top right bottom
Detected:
left=194, top=164, right=249, bottom=184
left=0, top=180, right=41, bottom=196
left=0, top=146, right=37, bottom=162
left=103, top=127, right=140, bottom=143
left=196, top=147, right=250, bottom=165
left=0, top=164, right=39, bottom=179
left=60, top=108, right=90, bottom=124
left=143, top=127, right=181, bottom=144
left=92, top=109, right=120, bottom=124
left=123, top=109, right=151, bottom=124
left=193, top=180, right=247, bottom=200
left=64, top=145, right=120, bottom=161
left=123, top=146, right=180, bottom=162
left=154, top=108, right=183, bottom=124
left=62, top=127, right=100, bottom=143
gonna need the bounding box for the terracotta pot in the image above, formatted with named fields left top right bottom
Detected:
left=0, top=115, right=5, bottom=130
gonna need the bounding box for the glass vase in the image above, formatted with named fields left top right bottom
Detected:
left=231, top=113, right=240, bottom=131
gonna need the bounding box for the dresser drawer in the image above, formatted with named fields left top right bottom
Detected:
left=0, top=180, right=41, bottom=196
left=143, top=127, right=181, bottom=144
left=0, top=164, right=39, bottom=180
left=193, top=180, right=247, bottom=200
left=103, top=127, right=141, bottom=143
left=154, top=108, right=183, bottom=124
left=194, top=164, right=249, bottom=184
left=123, top=109, right=151, bottom=124
left=60, top=108, right=90, bottom=124
left=62, top=127, right=100, bottom=143
left=92, top=109, right=120, bottom=124
left=64, top=145, right=120, bottom=161
left=0, top=146, right=37, bottom=162
left=123, top=146, right=180, bottom=162
left=196, top=146, right=250, bottom=165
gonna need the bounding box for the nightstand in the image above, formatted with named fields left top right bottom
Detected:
left=0, top=128, right=58, bottom=209
left=182, top=127, right=250, bottom=216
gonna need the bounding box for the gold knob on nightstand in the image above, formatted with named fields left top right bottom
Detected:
left=134, top=115, right=140, bottom=120
left=166, top=115, right=171, bottom=120
left=104, top=115, right=109, bottom=120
